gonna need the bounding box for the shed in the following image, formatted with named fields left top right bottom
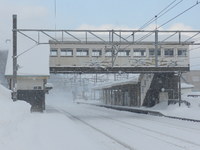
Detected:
left=5, top=45, right=50, bottom=112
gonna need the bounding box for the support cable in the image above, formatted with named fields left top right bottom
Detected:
left=136, top=1, right=200, bottom=43
left=16, top=44, right=39, bottom=58
left=124, top=0, right=182, bottom=40
left=158, top=1, right=200, bottom=29
left=139, top=0, right=183, bottom=30
left=54, top=0, right=57, bottom=38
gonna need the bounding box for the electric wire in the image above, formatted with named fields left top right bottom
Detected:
left=54, top=0, right=57, bottom=30
left=54, top=0, right=57, bottom=38
left=139, top=0, right=183, bottom=30
left=136, top=1, right=200, bottom=43
left=124, top=0, right=182, bottom=40
left=158, top=1, right=200, bottom=29
left=16, top=44, right=39, bottom=58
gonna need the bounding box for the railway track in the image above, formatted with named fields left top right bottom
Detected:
left=57, top=108, right=135, bottom=150
left=46, top=105, right=200, bottom=150
left=88, top=106, right=200, bottom=133
left=79, top=102, right=200, bottom=123
left=84, top=107, right=200, bottom=148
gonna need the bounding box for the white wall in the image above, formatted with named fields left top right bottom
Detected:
left=50, top=43, right=189, bottom=68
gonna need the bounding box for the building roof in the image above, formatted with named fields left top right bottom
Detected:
left=94, top=74, right=140, bottom=90
left=181, top=82, right=194, bottom=89
left=5, top=44, right=50, bottom=77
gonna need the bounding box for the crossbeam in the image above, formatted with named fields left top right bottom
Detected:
left=50, top=66, right=189, bottom=74
left=14, top=29, right=200, bottom=45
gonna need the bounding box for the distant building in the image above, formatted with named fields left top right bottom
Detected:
left=181, top=82, right=194, bottom=95
left=5, top=45, right=51, bottom=112
left=182, top=70, right=200, bottom=92
left=95, top=73, right=178, bottom=107
left=0, top=50, right=8, bottom=87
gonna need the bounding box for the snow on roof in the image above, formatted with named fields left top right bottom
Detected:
left=94, top=74, right=140, bottom=90
left=5, top=44, right=50, bottom=77
left=186, top=91, right=200, bottom=96
left=181, top=83, right=194, bottom=89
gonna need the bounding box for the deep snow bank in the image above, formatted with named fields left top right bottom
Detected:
left=151, top=95, right=200, bottom=120
left=0, top=84, right=31, bottom=120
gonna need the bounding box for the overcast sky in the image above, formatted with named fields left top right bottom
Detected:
left=1, top=0, right=200, bottom=69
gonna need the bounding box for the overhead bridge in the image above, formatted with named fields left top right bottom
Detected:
left=10, top=15, right=200, bottom=110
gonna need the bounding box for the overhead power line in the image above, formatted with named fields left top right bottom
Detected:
left=139, top=0, right=183, bottom=30
left=125, top=0, right=183, bottom=40
left=136, top=1, right=200, bottom=43
left=158, top=1, right=200, bottom=29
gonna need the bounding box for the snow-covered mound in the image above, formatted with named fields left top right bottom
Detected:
left=0, top=84, right=11, bottom=99
left=0, top=84, right=30, bottom=120
left=151, top=95, right=200, bottom=120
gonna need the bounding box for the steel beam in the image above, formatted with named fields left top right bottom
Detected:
left=15, top=29, right=200, bottom=45
left=50, top=66, right=189, bottom=74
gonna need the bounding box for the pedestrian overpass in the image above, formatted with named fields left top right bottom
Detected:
left=11, top=15, right=200, bottom=110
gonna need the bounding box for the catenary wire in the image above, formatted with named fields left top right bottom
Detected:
left=139, top=0, right=183, bottom=30
left=136, top=1, right=200, bottom=43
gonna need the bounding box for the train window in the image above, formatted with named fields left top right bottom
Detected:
left=149, top=49, right=161, bottom=56
left=164, top=48, right=174, bottom=56
left=178, top=49, right=187, bottom=56
left=92, top=49, right=102, bottom=57
left=61, top=49, right=73, bottom=56
left=118, top=50, right=130, bottom=56
left=33, top=86, right=42, bottom=90
left=50, top=49, right=58, bottom=57
left=133, top=49, right=146, bottom=57
left=76, top=48, right=89, bottom=56
left=105, top=49, right=112, bottom=56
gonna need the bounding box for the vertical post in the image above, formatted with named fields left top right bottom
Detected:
left=132, top=32, right=135, bottom=43
left=155, top=30, right=158, bottom=67
left=178, top=71, right=182, bottom=106
left=85, top=31, right=87, bottom=44
left=179, top=32, right=181, bottom=44
left=111, top=30, right=114, bottom=67
left=12, top=14, right=17, bottom=101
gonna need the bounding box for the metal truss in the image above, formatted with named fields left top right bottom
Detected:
left=15, top=29, right=200, bottom=45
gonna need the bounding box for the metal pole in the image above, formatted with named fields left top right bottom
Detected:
left=12, top=14, right=17, bottom=101
left=178, top=71, right=182, bottom=106
left=155, top=30, right=158, bottom=67
left=111, top=30, right=114, bottom=67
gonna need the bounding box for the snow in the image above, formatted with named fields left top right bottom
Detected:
left=93, top=74, right=140, bottom=89
left=181, top=82, right=194, bottom=88
left=0, top=84, right=122, bottom=150
left=0, top=83, right=200, bottom=150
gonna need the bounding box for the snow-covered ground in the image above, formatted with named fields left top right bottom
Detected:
left=1, top=84, right=200, bottom=150
left=149, top=93, right=200, bottom=120
left=0, top=85, right=110, bottom=150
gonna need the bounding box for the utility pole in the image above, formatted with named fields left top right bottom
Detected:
left=12, top=14, right=17, bottom=101
left=155, top=30, right=158, bottom=67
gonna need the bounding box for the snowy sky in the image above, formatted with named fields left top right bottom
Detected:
left=1, top=0, right=200, bottom=70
